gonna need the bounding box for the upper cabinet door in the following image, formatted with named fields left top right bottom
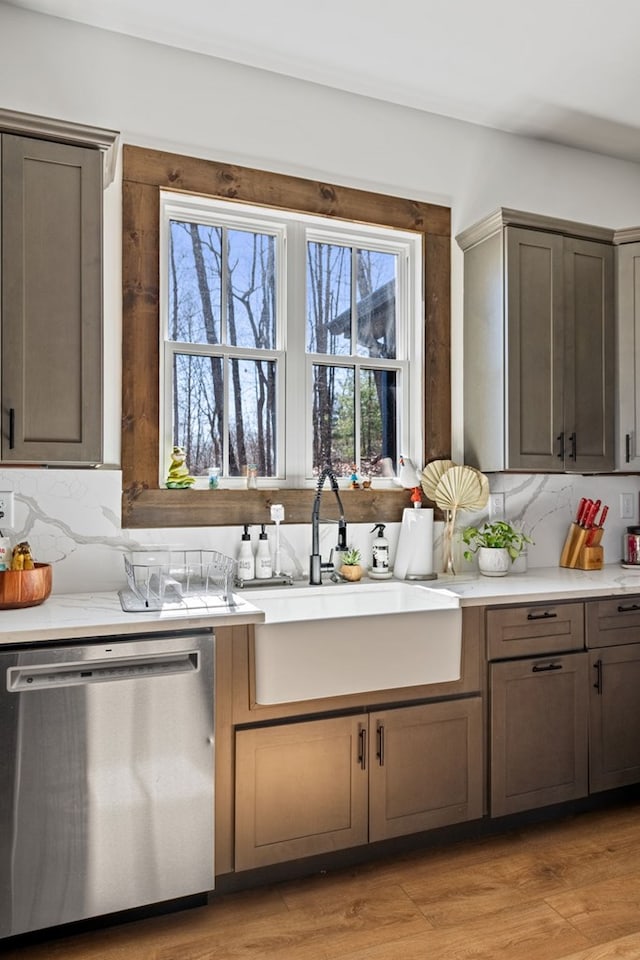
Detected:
left=563, top=237, right=614, bottom=473
left=1, top=135, right=103, bottom=464
left=505, top=227, right=564, bottom=471
left=458, top=209, right=615, bottom=474
left=617, top=240, right=640, bottom=469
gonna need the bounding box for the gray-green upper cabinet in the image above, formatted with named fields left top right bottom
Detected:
left=1, top=134, right=103, bottom=464
left=457, top=209, right=615, bottom=473
left=615, top=230, right=640, bottom=469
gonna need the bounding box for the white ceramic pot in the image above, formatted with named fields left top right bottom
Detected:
left=477, top=546, right=510, bottom=577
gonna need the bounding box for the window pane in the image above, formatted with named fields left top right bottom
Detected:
left=312, top=365, right=355, bottom=475
left=228, top=358, right=277, bottom=477
left=360, top=368, right=397, bottom=476
left=173, top=353, right=223, bottom=476
left=306, top=241, right=351, bottom=355
left=356, top=250, right=397, bottom=359
left=227, top=229, right=276, bottom=349
left=169, top=221, right=222, bottom=344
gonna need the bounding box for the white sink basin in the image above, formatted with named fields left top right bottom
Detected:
left=251, top=581, right=462, bottom=704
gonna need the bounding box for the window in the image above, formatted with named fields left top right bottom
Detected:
left=122, top=146, right=450, bottom=527
left=161, top=195, right=422, bottom=486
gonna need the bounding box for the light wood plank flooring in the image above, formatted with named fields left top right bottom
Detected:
left=6, top=797, right=640, bottom=960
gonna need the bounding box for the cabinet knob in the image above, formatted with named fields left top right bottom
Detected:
left=626, top=433, right=632, bottom=464
left=532, top=661, right=563, bottom=672
left=8, top=408, right=15, bottom=450
left=569, top=432, right=577, bottom=461
left=527, top=610, right=558, bottom=621
left=557, top=432, right=565, bottom=460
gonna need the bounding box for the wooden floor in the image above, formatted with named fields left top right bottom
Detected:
left=7, top=797, right=640, bottom=960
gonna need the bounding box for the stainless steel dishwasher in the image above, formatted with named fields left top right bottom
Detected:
left=0, top=628, right=215, bottom=939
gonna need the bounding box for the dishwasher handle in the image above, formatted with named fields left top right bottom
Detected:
left=7, top=650, right=199, bottom=692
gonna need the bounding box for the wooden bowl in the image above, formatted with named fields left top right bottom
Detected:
left=0, top=562, right=52, bottom=609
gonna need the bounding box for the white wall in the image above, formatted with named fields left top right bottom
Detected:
left=1, top=3, right=639, bottom=590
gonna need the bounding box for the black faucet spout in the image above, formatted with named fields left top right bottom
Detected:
left=310, top=466, right=348, bottom=585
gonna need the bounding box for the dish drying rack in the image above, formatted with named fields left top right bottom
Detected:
left=119, top=549, right=238, bottom=612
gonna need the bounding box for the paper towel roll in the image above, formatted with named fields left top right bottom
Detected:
left=394, top=508, right=434, bottom=579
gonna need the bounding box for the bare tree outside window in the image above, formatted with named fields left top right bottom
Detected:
left=307, top=242, right=399, bottom=476
left=168, top=220, right=276, bottom=477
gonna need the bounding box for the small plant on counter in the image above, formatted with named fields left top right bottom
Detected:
left=341, top=548, right=361, bottom=565
left=340, top=548, right=363, bottom=582
left=461, top=520, right=533, bottom=561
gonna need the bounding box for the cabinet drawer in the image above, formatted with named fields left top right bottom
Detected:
left=487, top=602, right=584, bottom=660
left=586, top=596, right=640, bottom=648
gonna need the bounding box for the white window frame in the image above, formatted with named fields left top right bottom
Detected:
left=159, top=191, right=423, bottom=488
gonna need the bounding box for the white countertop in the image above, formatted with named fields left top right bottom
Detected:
left=0, top=591, right=265, bottom=646
left=3, top=565, right=640, bottom=646
left=441, top=564, right=640, bottom=606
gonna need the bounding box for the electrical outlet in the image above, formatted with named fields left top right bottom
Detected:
left=0, top=491, right=15, bottom=529
left=620, top=492, right=635, bottom=520
left=488, top=493, right=505, bottom=520
left=270, top=503, right=285, bottom=523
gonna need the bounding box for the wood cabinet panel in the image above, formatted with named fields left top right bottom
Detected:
left=589, top=644, right=640, bottom=792
left=486, top=602, right=584, bottom=660
left=490, top=653, right=589, bottom=816
left=1, top=134, right=103, bottom=464
left=235, top=715, right=368, bottom=870
left=616, top=238, right=640, bottom=468
left=458, top=210, right=614, bottom=473
left=586, top=595, right=640, bottom=647
left=369, top=698, right=483, bottom=841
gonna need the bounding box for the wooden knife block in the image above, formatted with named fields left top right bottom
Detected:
left=559, top=523, right=604, bottom=570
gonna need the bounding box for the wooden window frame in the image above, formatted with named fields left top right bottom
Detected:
left=122, top=145, right=451, bottom=528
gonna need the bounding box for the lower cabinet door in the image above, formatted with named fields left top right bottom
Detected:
left=368, top=698, right=484, bottom=842
left=235, top=714, right=368, bottom=870
left=490, top=653, right=589, bottom=816
left=590, top=645, right=640, bottom=792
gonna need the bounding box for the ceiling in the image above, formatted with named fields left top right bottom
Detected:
left=7, top=0, right=640, bottom=162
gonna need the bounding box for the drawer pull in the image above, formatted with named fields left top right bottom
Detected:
left=593, top=658, right=603, bottom=695
left=532, top=661, right=562, bottom=672
left=527, top=611, right=558, bottom=621
left=358, top=727, right=367, bottom=770
left=376, top=723, right=385, bottom=767
left=617, top=603, right=640, bottom=613
left=8, top=408, right=15, bottom=450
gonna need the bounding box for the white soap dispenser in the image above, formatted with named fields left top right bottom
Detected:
left=369, top=523, right=392, bottom=579
left=237, top=524, right=255, bottom=582
left=255, top=523, right=273, bottom=579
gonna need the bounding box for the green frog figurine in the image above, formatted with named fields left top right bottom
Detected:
left=165, top=446, right=196, bottom=488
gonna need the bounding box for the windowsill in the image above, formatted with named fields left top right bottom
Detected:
left=122, top=486, right=428, bottom=529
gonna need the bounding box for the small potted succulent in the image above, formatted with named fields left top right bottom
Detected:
left=340, top=548, right=363, bottom=582
left=461, top=521, right=533, bottom=577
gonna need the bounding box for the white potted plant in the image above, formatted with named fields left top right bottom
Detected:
left=461, top=521, right=533, bottom=577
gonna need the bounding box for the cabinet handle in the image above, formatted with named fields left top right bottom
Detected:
left=593, top=658, right=603, bottom=695
left=376, top=723, right=385, bottom=767
left=357, top=727, right=367, bottom=770
left=8, top=408, right=15, bottom=450
left=557, top=432, right=565, bottom=460
left=626, top=433, right=632, bottom=464
left=527, top=610, right=558, bottom=621
left=617, top=603, right=640, bottom=613
left=532, top=661, right=563, bottom=672
left=569, top=432, right=577, bottom=461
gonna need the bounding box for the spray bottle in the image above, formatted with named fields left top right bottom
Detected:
left=369, top=523, right=392, bottom=579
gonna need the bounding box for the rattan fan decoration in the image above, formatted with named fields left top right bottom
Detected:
left=423, top=461, right=489, bottom=574
left=420, top=459, right=456, bottom=502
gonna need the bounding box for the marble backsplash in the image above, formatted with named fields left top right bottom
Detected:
left=1, top=468, right=639, bottom=595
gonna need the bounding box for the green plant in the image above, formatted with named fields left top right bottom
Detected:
left=341, top=548, right=361, bottom=566
left=461, top=521, right=533, bottom=562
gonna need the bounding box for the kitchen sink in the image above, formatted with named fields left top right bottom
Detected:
left=250, top=581, right=462, bottom=704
